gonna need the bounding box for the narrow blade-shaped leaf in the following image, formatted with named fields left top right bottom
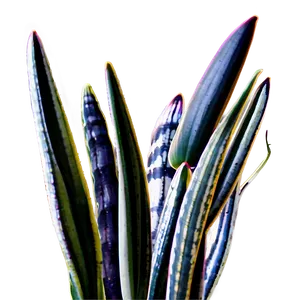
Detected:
left=27, top=32, right=104, bottom=299
left=147, top=94, right=183, bottom=246
left=169, top=16, right=258, bottom=168
left=206, top=77, right=270, bottom=228
left=82, top=84, right=122, bottom=299
left=105, top=62, right=151, bottom=300
left=202, top=182, right=241, bottom=300
left=148, top=162, right=191, bottom=300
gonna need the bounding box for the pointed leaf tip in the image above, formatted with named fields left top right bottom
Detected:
left=256, top=77, right=270, bottom=99
left=31, top=30, right=43, bottom=49
left=238, top=14, right=258, bottom=33
left=172, top=93, right=183, bottom=103
left=28, top=28, right=39, bottom=37
left=105, top=61, right=114, bottom=74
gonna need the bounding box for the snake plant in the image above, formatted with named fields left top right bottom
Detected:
left=27, top=15, right=271, bottom=300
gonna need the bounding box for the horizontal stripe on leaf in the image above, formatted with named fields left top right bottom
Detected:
left=148, top=162, right=191, bottom=300
left=82, top=84, right=121, bottom=299
left=147, top=94, right=183, bottom=246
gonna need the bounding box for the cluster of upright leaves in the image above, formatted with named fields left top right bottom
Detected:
left=27, top=15, right=270, bottom=300
left=147, top=16, right=271, bottom=300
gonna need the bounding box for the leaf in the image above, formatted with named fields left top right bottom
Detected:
left=82, top=84, right=121, bottom=299
left=27, top=32, right=104, bottom=299
left=146, top=94, right=183, bottom=246
left=105, top=62, right=151, bottom=300
left=206, top=77, right=270, bottom=228
left=148, top=162, right=191, bottom=300
left=202, top=182, right=241, bottom=300
left=168, top=16, right=258, bottom=169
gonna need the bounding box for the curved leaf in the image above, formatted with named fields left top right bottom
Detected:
left=169, top=16, right=258, bottom=168
left=206, top=77, right=270, bottom=228
left=27, top=32, right=104, bottom=300
left=147, top=94, right=183, bottom=246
